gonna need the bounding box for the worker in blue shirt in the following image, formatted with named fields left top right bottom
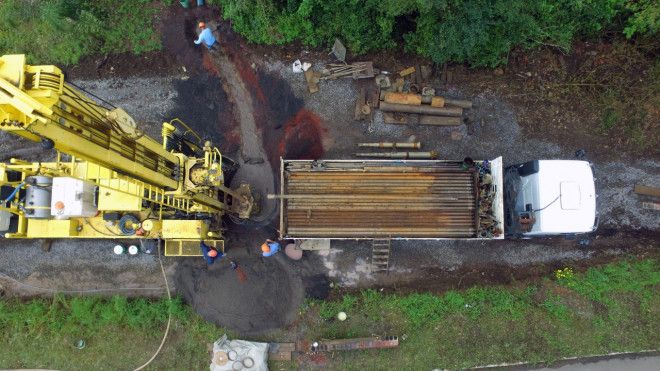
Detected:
left=261, top=239, right=280, bottom=257
left=194, top=22, right=217, bottom=50
left=200, top=241, right=222, bottom=264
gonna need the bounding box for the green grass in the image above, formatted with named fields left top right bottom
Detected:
left=295, top=258, right=660, bottom=370
left=0, top=295, right=221, bottom=370
left=1, top=258, right=658, bottom=370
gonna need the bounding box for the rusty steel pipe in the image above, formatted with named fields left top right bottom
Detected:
left=269, top=194, right=458, bottom=201
left=353, top=151, right=438, bottom=159
left=379, top=102, right=463, bottom=116
left=419, top=116, right=462, bottom=126
left=443, top=98, right=473, bottom=109
left=357, top=142, right=422, bottom=149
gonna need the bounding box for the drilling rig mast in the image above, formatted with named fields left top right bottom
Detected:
left=0, top=54, right=253, bottom=256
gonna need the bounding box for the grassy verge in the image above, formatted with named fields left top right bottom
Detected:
left=289, top=258, right=659, bottom=369
left=0, top=296, right=221, bottom=370
left=1, top=258, right=658, bottom=370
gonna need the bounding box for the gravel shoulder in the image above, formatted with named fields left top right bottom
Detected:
left=0, top=22, right=657, bottom=317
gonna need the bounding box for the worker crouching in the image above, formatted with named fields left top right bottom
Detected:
left=261, top=239, right=280, bottom=257
left=194, top=21, right=217, bottom=50
left=201, top=241, right=222, bottom=264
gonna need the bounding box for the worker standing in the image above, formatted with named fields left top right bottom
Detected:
left=261, top=239, right=280, bottom=257
left=194, top=22, right=217, bottom=50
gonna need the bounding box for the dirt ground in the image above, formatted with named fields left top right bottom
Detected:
left=0, top=4, right=658, bottom=336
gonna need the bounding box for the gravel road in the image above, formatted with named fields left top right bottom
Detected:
left=0, top=58, right=657, bottom=298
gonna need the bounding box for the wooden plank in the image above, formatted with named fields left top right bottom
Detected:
left=634, top=184, right=660, bottom=197
left=641, top=202, right=660, bottom=211
left=399, top=66, right=415, bottom=77
left=354, top=88, right=366, bottom=120
left=304, top=70, right=319, bottom=93
left=268, top=342, right=295, bottom=361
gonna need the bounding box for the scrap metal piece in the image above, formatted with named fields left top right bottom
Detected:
left=383, top=92, right=422, bottom=105
left=304, top=70, right=320, bottom=93
left=375, top=74, right=391, bottom=88
left=634, top=184, right=660, bottom=197
left=330, top=38, right=346, bottom=63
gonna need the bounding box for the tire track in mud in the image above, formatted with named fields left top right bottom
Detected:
left=204, top=51, right=278, bottom=223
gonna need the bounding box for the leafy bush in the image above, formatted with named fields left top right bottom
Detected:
left=0, top=0, right=161, bottom=64
left=211, top=0, right=658, bottom=67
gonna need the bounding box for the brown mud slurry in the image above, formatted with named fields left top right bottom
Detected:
left=220, top=25, right=327, bottom=167
left=279, top=109, right=327, bottom=160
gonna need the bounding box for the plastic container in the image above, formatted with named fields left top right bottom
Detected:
left=128, top=245, right=139, bottom=255
left=113, top=244, right=126, bottom=255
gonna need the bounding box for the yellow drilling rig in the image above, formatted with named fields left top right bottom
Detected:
left=0, top=54, right=253, bottom=256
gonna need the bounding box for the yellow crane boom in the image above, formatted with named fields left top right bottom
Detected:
left=0, top=54, right=253, bottom=256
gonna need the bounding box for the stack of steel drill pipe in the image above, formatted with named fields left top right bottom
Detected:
left=281, top=168, right=477, bottom=237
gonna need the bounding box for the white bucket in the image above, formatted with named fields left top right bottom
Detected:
left=113, top=244, right=126, bottom=255
left=128, top=245, right=139, bottom=255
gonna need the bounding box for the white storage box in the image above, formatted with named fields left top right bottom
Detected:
left=50, top=177, right=98, bottom=218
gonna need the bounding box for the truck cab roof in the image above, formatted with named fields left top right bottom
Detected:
left=521, top=160, right=597, bottom=235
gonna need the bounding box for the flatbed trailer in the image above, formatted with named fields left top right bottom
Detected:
left=276, top=158, right=504, bottom=240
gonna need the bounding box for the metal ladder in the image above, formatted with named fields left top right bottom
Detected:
left=371, top=238, right=391, bottom=273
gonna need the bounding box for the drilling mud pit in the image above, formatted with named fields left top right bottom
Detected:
left=175, top=257, right=304, bottom=334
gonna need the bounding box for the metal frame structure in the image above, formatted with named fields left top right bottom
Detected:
left=0, top=54, right=253, bottom=255
left=275, top=158, right=505, bottom=241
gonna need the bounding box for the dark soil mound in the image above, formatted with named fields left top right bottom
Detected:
left=174, top=255, right=304, bottom=335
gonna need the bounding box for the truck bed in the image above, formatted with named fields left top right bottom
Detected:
left=278, top=159, right=503, bottom=239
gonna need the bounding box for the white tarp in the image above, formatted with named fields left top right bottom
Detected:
left=210, top=334, right=269, bottom=371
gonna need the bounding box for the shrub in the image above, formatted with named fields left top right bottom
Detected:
left=211, top=0, right=657, bottom=67
left=0, top=0, right=161, bottom=64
